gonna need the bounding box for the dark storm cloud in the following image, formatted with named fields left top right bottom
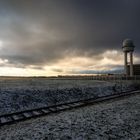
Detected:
left=0, top=0, right=140, bottom=67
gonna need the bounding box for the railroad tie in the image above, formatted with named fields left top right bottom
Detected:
left=23, top=112, right=32, bottom=118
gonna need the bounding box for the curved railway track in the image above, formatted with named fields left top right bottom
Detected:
left=0, top=90, right=139, bottom=127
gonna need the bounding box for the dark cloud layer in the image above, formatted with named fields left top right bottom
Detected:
left=0, top=0, right=140, bottom=68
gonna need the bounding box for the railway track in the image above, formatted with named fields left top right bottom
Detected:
left=0, top=90, right=139, bottom=127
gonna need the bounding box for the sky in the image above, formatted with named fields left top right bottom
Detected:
left=0, top=0, right=140, bottom=76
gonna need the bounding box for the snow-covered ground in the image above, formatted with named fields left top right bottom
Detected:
left=0, top=92, right=139, bottom=140
left=0, top=77, right=138, bottom=115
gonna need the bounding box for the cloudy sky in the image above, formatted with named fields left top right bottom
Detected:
left=0, top=0, right=140, bottom=76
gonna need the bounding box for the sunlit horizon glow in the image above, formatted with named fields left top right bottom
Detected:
left=0, top=50, right=139, bottom=77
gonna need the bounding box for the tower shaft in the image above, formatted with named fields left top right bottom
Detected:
left=130, top=52, right=133, bottom=76
left=124, top=52, right=128, bottom=75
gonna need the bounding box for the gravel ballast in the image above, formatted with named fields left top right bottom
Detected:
left=0, top=93, right=140, bottom=140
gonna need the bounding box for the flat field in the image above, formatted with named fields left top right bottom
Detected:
left=0, top=77, right=136, bottom=115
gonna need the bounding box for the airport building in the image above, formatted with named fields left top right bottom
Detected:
left=127, top=64, right=140, bottom=76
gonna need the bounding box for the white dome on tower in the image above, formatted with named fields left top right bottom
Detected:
left=122, top=39, right=135, bottom=52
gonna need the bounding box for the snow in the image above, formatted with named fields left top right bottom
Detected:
left=0, top=78, right=138, bottom=115
left=0, top=92, right=139, bottom=140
